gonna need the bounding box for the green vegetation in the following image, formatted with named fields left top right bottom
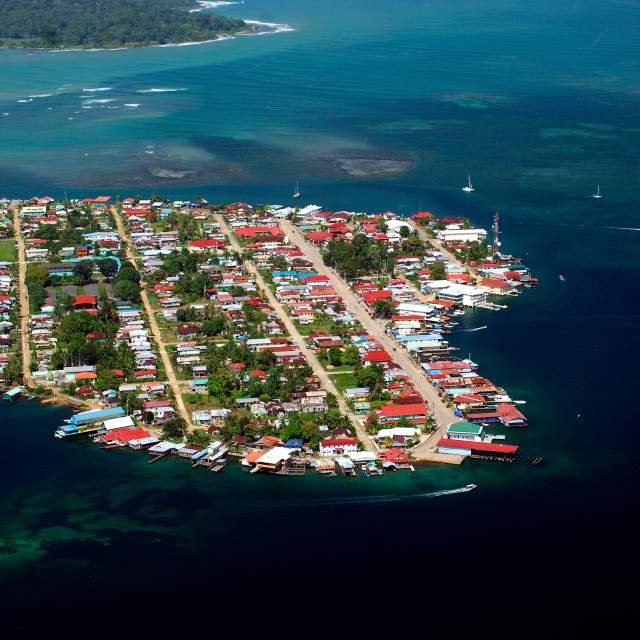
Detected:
left=112, top=262, right=141, bottom=303
left=329, top=372, right=359, bottom=394
left=25, top=264, right=50, bottom=313
left=0, top=0, right=250, bottom=49
left=0, top=239, right=16, bottom=262
left=429, top=260, right=447, bottom=280
left=457, top=240, right=492, bottom=263
left=323, top=234, right=394, bottom=279
left=49, top=291, right=138, bottom=386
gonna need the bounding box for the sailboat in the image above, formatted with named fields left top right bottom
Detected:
left=293, top=180, right=301, bottom=199
left=462, top=175, right=474, bottom=192
left=591, top=185, right=603, bottom=199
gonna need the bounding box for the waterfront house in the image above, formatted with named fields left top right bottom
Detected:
left=319, top=437, right=358, bottom=456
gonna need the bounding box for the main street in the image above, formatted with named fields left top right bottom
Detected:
left=216, top=214, right=376, bottom=452
left=112, top=207, right=193, bottom=429
left=280, top=218, right=459, bottom=453
left=11, top=202, right=34, bottom=388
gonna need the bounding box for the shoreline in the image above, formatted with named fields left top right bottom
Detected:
left=0, top=21, right=294, bottom=54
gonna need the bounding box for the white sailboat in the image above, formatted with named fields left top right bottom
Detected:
left=591, top=185, right=603, bottom=199
left=293, top=180, right=301, bottom=199
left=462, top=175, right=474, bottom=192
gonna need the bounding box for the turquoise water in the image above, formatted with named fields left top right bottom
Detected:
left=1, top=0, right=639, bottom=633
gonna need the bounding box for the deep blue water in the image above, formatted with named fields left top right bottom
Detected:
left=1, top=0, right=639, bottom=634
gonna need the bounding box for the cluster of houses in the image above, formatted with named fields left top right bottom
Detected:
left=15, top=196, right=179, bottom=428
left=0, top=258, right=16, bottom=382
left=13, top=193, right=533, bottom=474
left=0, top=199, right=13, bottom=238
left=18, top=196, right=121, bottom=267
left=287, top=205, right=531, bottom=436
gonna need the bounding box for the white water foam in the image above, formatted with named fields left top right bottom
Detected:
left=190, top=1, right=241, bottom=12
left=124, top=103, right=141, bottom=108
left=82, top=87, right=113, bottom=93
left=82, top=98, right=115, bottom=105
left=243, top=20, right=296, bottom=35
left=136, top=88, right=187, bottom=93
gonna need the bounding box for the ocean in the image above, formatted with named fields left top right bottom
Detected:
left=1, top=0, right=639, bottom=634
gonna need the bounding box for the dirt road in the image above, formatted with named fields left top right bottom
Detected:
left=112, top=207, right=192, bottom=429
left=280, top=219, right=458, bottom=450
left=11, top=203, right=34, bottom=388
left=217, top=214, right=376, bottom=452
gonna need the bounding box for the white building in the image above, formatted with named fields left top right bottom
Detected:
left=438, top=284, right=487, bottom=307
left=436, top=228, right=487, bottom=243
left=319, top=437, right=358, bottom=456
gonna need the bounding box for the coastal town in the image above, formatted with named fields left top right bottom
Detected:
left=0, top=195, right=540, bottom=477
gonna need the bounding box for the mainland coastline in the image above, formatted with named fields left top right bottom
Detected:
left=0, top=0, right=293, bottom=52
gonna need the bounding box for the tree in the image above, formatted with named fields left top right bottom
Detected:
left=327, top=347, right=343, bottom=367
left=73, top=260, right=94, bottom=285
left=162, top=417, right=187, bottom=440
left=187, top=428, right=211, bottom=448
left=341, top=344, right=361, bottom=366
left=207, top=365, right=236, bottom=405
left=98, top=258, right=118, bottom=281
left=113, top=279, right=140, bottom=302
left=358, top=364, right=385, bottom=389
left=430, top=260, right=447, bottom=281
left=202, top=316, right=225, bottom=336
left=372, top=299, right=395, bottom=319
left=25, top=264, right=50, bottom=286
left=4, top=355, right=22, bottom=384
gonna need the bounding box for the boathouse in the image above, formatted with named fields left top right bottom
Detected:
left=2, top=386, right=24, bottom=401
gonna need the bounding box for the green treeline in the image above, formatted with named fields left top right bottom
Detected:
left=0, top=0, right=249, bottom=49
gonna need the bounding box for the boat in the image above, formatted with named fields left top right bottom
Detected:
left=463, top=483, right=477, bottom=492
left=559, top=274, right=566, bottom=282
left=462, top=175, right=475, bottom=192
left=293, top=180, right=301, bottom=199
left=591, top=185, right=603, bottom=199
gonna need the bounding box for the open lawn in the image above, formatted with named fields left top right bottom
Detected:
left=329, top=372, right=359, bottom=394
left=0, top=238, right=17, bottom=262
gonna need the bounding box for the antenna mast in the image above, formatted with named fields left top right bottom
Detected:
left=492, top=212, right=500, bottom=255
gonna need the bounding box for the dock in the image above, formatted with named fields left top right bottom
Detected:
left=2, top=386, right=25, bottom=402
left=412, top=450, right=466, bottom=465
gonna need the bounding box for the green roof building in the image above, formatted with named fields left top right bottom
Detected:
left=446, top=421, right=484, bottom=441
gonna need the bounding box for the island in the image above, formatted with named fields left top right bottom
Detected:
left=1, top=193, right=538, bottom=478
left=0, top=0, right=252, bottom=50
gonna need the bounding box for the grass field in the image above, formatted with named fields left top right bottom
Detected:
left=0, top=238, right=17, bottom=262
left=329, top=372, right=359, bottom=394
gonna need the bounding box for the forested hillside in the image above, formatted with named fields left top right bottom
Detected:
left=0, top=0, right=249, bottom=49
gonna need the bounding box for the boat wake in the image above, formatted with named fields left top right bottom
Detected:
left=252, top=485, right=477, bottom=508
left=455, top=326, right=487, bottom=333
left=604, top=226, right=640, bottom=232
